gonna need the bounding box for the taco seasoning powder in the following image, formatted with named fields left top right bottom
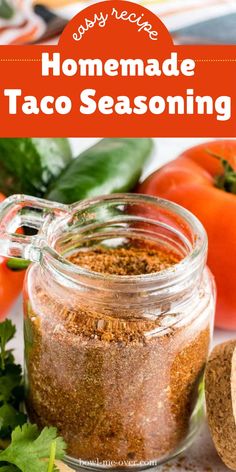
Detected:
left=24, top=245, right=214, bottom=468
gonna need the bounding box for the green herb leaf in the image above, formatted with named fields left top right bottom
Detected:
left=0, top=138, right=72, bottom=197
left=0, top=0, right=14, bottom=19
left=0, top=322, right=26, bottom=442
left=0, top=405, right=26, bottom=440
left=0, top=424, right=66, bottom=472
left=0, top=466, right=20, bottom=471
left=0, top=322, right=16, bottom=371
left=0, top=365, right=22, bottom=404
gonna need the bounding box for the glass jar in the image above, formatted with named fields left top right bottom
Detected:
left=0, top=193, right=215, bottom=471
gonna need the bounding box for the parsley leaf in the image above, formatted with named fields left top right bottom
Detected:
left=0, top=404, right=26, bottom=440
left=0, top=465, right=19, bottom=471
left=0, top=321, right=26, bottom=440
left=0, top=364, right=22, bottom=404
left=0, top=321, right=16, bottom=371
left=0, top=424, right=66, bottom=472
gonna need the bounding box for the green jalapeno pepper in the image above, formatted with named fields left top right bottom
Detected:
left=47, top=138, right=153, bottom=204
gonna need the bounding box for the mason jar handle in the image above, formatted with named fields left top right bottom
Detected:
left=0, top=195, right=68, bottom=262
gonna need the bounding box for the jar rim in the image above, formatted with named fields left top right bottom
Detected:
left=42, top=193, right=208, bottom=291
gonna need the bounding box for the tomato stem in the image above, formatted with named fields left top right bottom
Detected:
left=207, top=150, right=236, bottom=194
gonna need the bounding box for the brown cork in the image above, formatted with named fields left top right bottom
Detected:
left=205, top=340, right=236, bottom=470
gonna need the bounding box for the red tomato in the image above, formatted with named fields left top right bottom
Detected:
left=0, top=193, right=25, bottom=319
left=138, top=140, right=236, bottom=330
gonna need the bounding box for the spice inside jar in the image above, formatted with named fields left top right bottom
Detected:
left=19, top=195, right=214, bottom=470
left=25, top=243, right=212, bottom=468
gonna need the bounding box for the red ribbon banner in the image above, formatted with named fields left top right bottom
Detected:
left=0, top=0, right=235, bottom=137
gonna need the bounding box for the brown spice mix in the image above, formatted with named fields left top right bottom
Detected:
left=69, top=246, right=179, bottom=275
left=25, top=246, right=210, bottom=465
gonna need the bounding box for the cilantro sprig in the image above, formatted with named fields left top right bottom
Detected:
left=0, top=320, right=16, bottom=371
left=0, top=424, right=66, bottom=471
left=0, top=320, right=68, bottom=472
left=0, top=320, right=26, bottom=441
